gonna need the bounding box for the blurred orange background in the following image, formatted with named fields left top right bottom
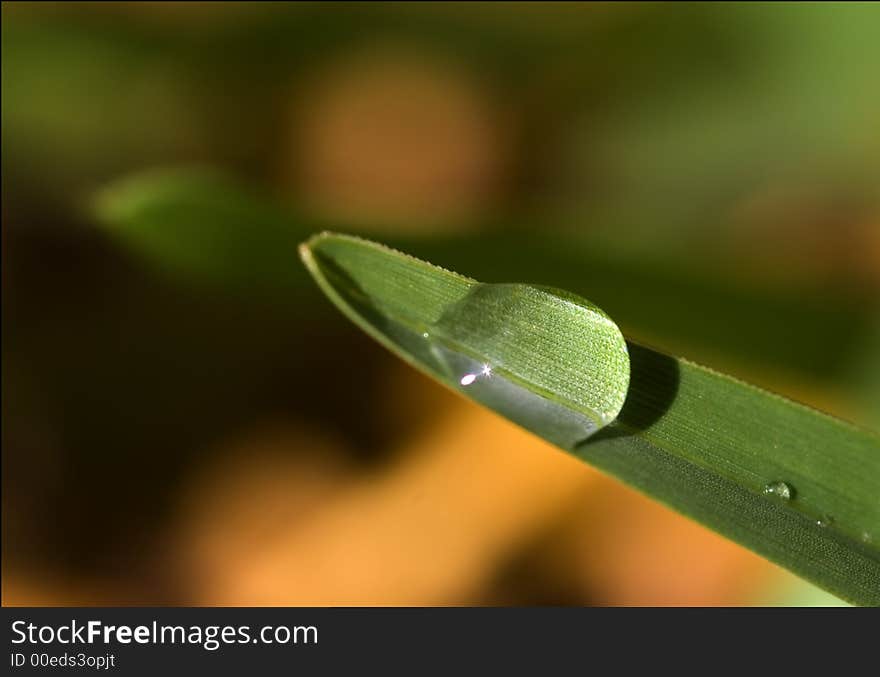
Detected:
left=3, top=2, right=878, bottom=606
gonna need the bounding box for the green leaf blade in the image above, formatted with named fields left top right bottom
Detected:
left=301, top=231, right=880, bottom=606
left=300, top=232, right=631, bottom=444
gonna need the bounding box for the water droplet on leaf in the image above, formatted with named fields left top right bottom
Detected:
left=763, top=481, right=793, bottom=500
left=300, top=236, right=630, bottom=448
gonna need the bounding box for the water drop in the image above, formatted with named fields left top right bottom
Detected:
left=459, top=373, right=477, bottom=386
left=430, top=282, right=629, bottom=433
left=422, top=332, right=429, bottom=339
left=763, top=481, right=793, bottom=500
left=862, top=531, right=872, bottom=544
left=816, top=514, right=834, bottom=528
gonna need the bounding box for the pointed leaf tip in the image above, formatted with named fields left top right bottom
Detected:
left=301, top=232, right=630, bottom=446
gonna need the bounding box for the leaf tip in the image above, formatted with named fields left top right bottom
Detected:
left=298, top=230, right=337, bottom=269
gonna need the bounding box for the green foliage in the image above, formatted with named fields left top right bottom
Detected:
left=93, top=170, right=311, bottom=299
left=301, top=233, right=880, bottom=606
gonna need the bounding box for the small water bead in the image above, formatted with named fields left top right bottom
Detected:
left=763, top=481, right=793, bottom=500
left=816, top=515, right=834, bottom=528
left=862, top=532, right=872, bottom=544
